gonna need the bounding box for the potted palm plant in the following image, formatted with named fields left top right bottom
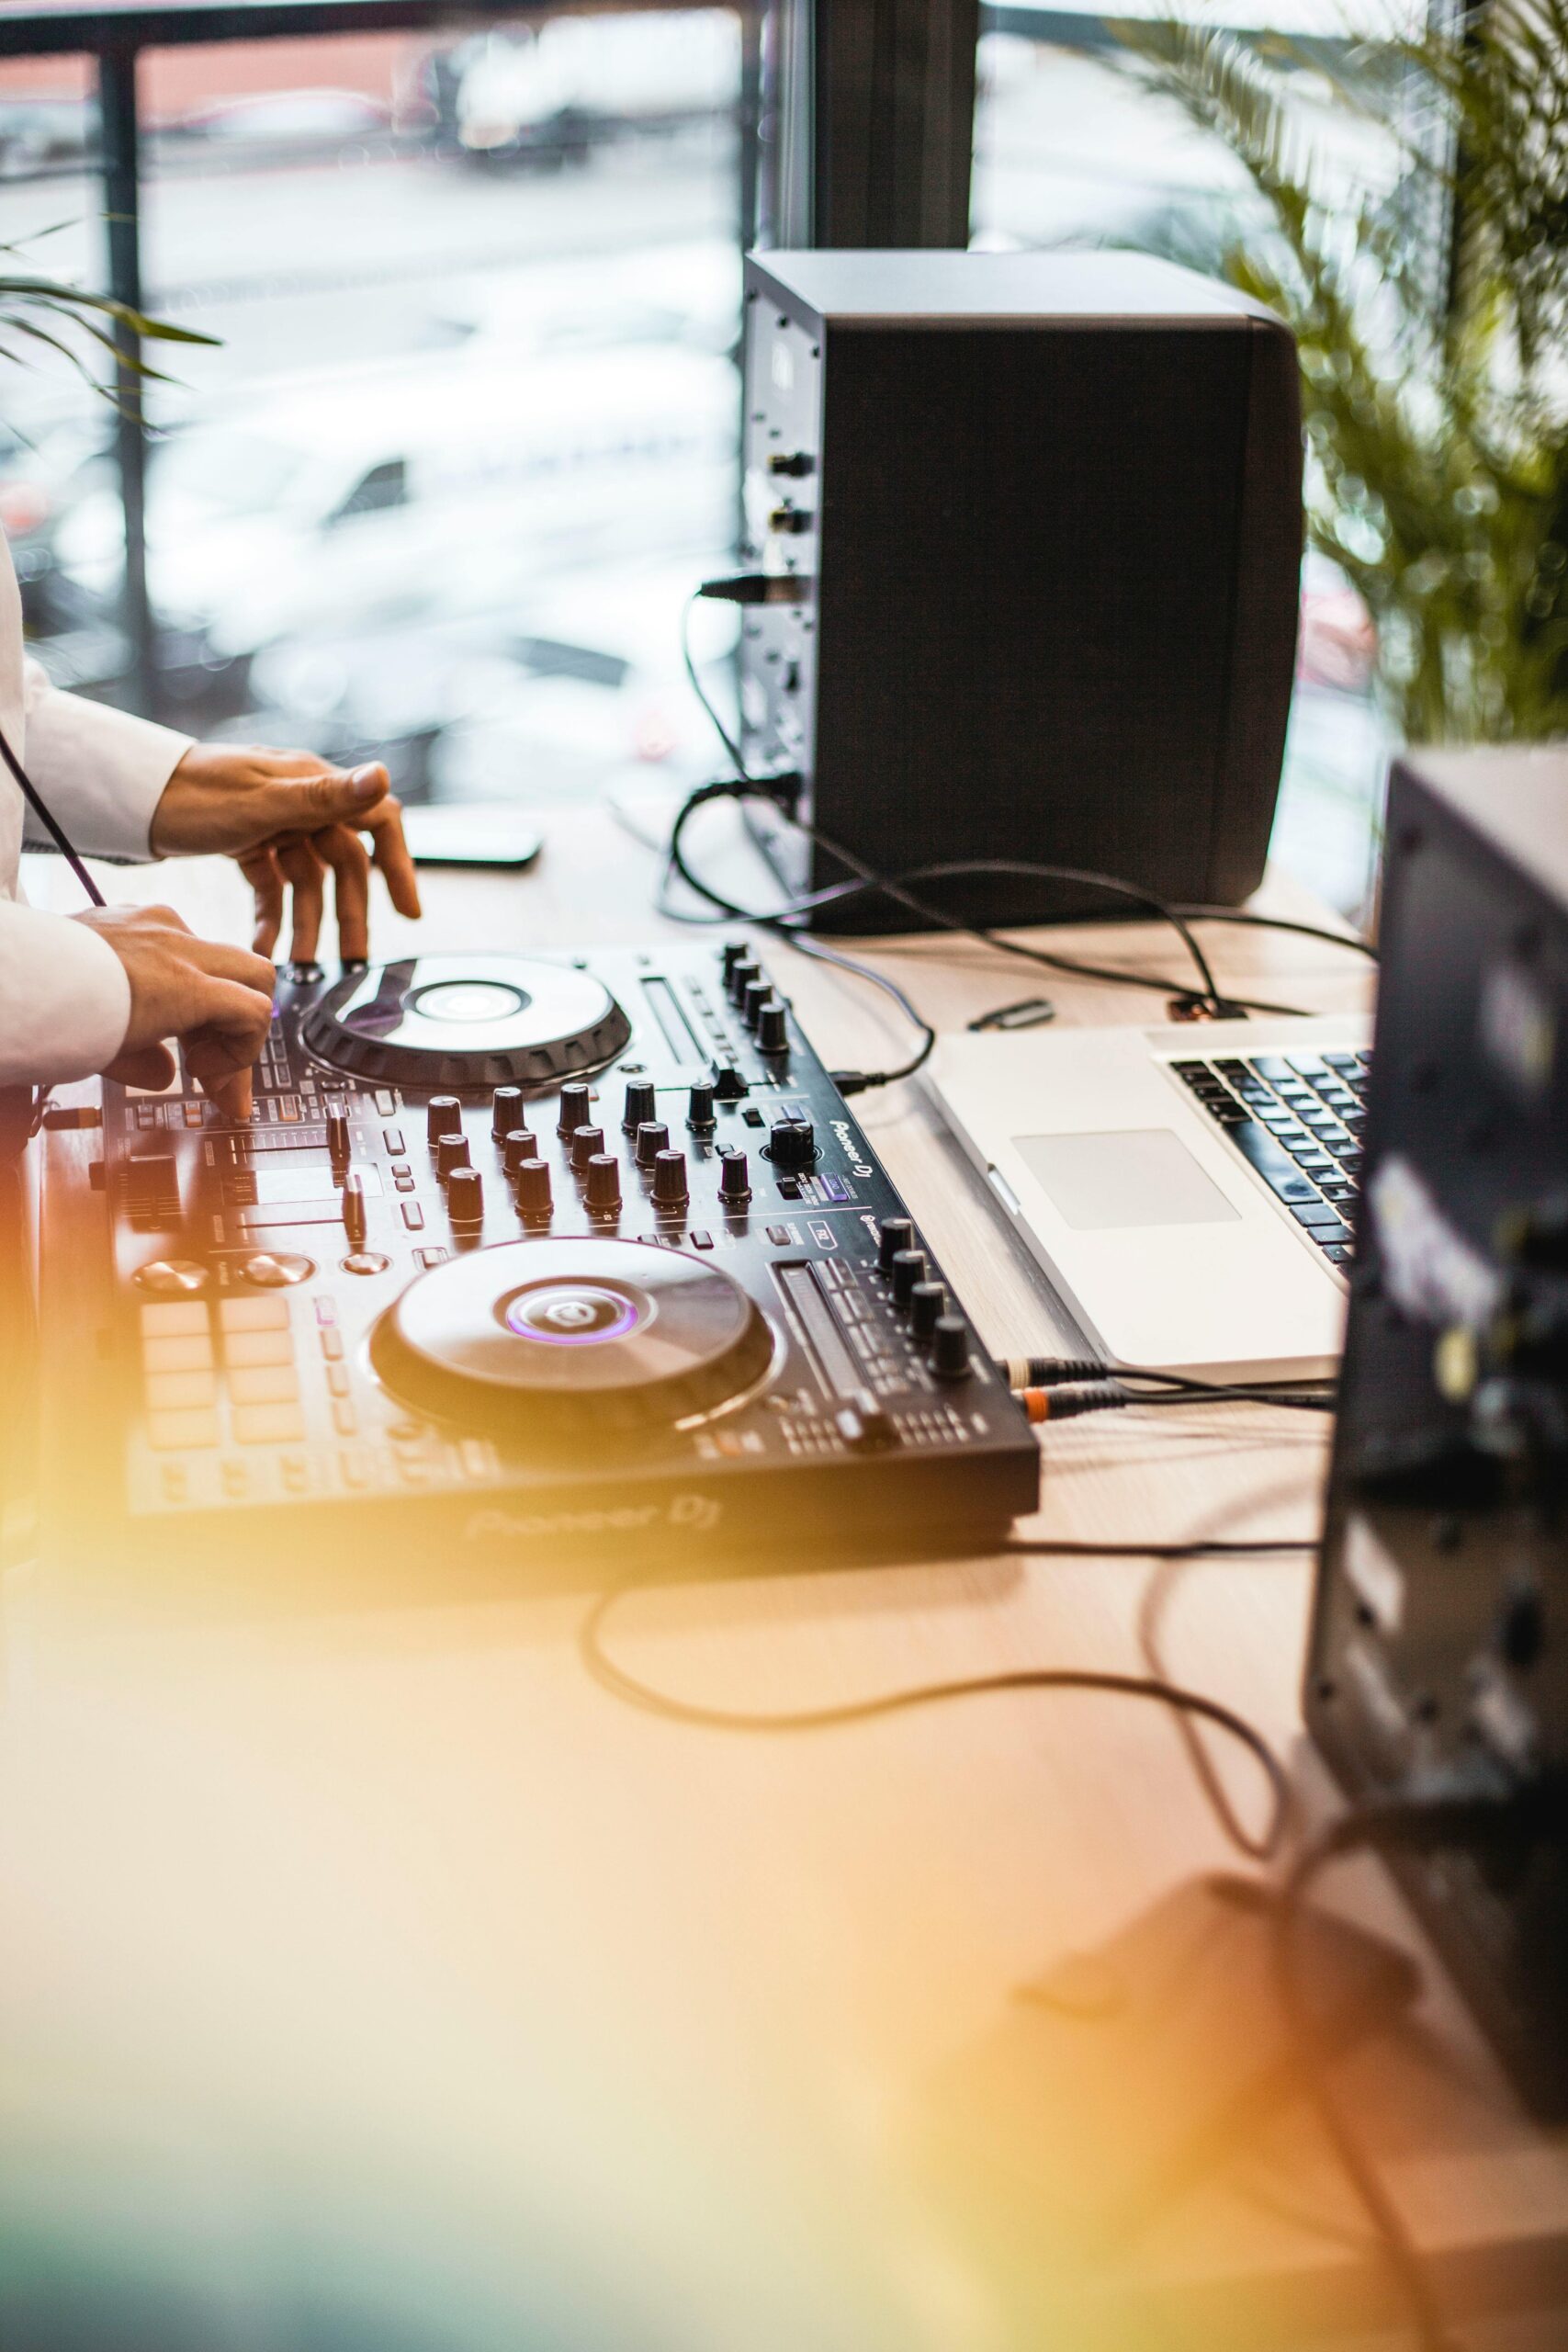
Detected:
left=1119, top=0, right=1568, bottom=748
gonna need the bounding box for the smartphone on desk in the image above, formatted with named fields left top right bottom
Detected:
left=926, top=1872, right=1418, bottom=2256
left=400, top=805, right=544, bottom=869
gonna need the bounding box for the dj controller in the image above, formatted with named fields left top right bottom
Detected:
left=76, top=941, right=1039, bottom=1579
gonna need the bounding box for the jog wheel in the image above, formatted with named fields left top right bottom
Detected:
left=370, top=1238, right=776, bottom=1438
left=300, top=954, right=631, bottom=1092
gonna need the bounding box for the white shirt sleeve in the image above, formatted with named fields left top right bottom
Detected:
left=0, top=898, right=133, bottom=1086
left=20, top=655, right=193, bottom=862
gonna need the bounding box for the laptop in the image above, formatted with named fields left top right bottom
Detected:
left=925, top=1014, right=1372, bottom=1383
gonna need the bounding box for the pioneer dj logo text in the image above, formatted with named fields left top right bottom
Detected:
left=833, top=1120, right=874, bottom=1179
left=464, top=1493, right=723, bottom=1544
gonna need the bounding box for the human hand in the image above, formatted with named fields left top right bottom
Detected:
left=150, top=742, right=422, bottom=962
left=76, top=902, right=276, bottom=1119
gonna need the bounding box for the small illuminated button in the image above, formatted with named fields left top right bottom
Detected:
left=570, top=1124, right=605, bottom=1173
left=241, top=1251, right=315, bottom=1288
left=502, top=1127, right=540, bottom=1175
left=134, top=1259, right=208, bottom=1295
left=426, top=1095, right=463, bottom=1147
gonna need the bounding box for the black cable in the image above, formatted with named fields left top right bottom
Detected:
left=1137, top=1551, right=1290, bottom=1863
left=998, top=1354, right=1337, bottom=1413
left=577, top=1578, right=1292, bottom=1848
left=0, top=715, right=106, bottom=909
left=1173, top=905, right=1379, bottom=962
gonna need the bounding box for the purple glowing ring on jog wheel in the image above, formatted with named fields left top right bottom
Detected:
left=503, top=1282, right=642, bottom=1348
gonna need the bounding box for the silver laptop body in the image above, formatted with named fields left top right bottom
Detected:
left=926, top=1013, right=1372, bottom=1382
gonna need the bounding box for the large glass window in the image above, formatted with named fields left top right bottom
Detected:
left=974, top=1, right=1429, bottom=921
left=0, top=11, right=745, bottom=815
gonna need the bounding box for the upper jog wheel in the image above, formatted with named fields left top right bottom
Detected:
left=300, top=953, right=632, bottom=1091
left=370, top=1238, right=777, bottom=1438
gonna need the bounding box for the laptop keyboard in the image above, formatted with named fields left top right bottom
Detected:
left=1168, top=1048, right=1370, bottom=1266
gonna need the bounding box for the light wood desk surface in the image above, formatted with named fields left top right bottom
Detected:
left=10, top=808, right=1566, bottom=2352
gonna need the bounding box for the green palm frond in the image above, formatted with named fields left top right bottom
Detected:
left=0, top=232, right=219, bottom=409
left=1112, top=1, right=1568, bottom=745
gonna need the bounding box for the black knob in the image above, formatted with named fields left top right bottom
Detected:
left=622, top=1078, right=657, bottom=1133
left=742, top=978, right=772, bottom=1032
left=636, top=1120, right=671, bottom=1170
left=427, top=1094, right=462, bottom=1147
left=720, top=940, right=749, bottom=981
left=584, top=1155, right=622, bottom=1215
left=769, top=505, right=812, bottom=535
left=877, top=1217, right=914, bottom=1273
left=770, top=1116, right=816, bottom=1170
left=435, top=1132, right=470, bottom=1181
left=491, top=1085, right=524, bottom=1139
left=447, top=1166, right=484, bottom=1225
left=341, top=1170, right=368, bottom=1249
left=717, top=1147, right=751, bottom=1206
left=767, top=450, right=814, bottom=479
left=326, top=1102, right=351, bottom=1166
left=890, top=1248, right=927, bottom=1307
left=516, top=1159, right=553, bottom=1220
left=728, top=957, right=761, bottom=1007
left=930, top=1317, right=971, bottom=1380
left=558, top=1082, right=592, bottom=1136
left=909, top=1280, right=946, bottom=1340
left=756, top=999, right=788, bottom=1055
left=687, top=1080, right=716, bottom=1131
left=652, top=1148, right=689, bottom=1208
left=570, top=1124, right=605, bottom=1173
left=502, top=1126, right=539, bottom=1176
left=713, top=1062, right=748, bottom=1102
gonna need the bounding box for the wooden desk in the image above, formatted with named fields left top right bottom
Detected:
left=9, top=808, right=1565, bottom=2351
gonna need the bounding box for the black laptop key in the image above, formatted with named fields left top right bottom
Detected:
left=1230, top=1120, right=1325, bottom=1203
left=1290, top=1203, right=1348, bottom=1235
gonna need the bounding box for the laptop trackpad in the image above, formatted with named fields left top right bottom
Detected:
left=1013, top=1129, right=1242, bottom=1231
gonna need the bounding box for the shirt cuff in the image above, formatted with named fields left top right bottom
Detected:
left=21, top=671, right=192, bottom=862
left=0, top=901, right=131, bottom=1088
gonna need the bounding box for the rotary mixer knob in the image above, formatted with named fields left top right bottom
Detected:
left=502, top=1127, right=539, bottom=1175
left=651, top=1148, right=690, bottom=1209
left=584, top=1155, right=622, bottom=1216
left=635, top=1120, right=671, bottom=1169
left=687, top=1080, right=716, bottom=1132
left=622, top=1078, right=657, bottom=1133
left=435, top=1132, right=470, bottom=1181
left=491, top=1085, right=524, bottom=1139
left=769, top=1117, right=816, bottom=1170
left=756, top=1000, right=788, bottom=1056
left=717, top=1148, right=751, bottom=1207
left=447, top=1167, right=484, bottom=1226
left=557, top=1082, right=592, bottom=1137
left=890, top=1248, right=927, bottom=1307
left=516, top=1159, right=553, bottom=1221
left=570, top=1124, right=605, bottom=1173
left=427, top=1094, right=462, bottom=1147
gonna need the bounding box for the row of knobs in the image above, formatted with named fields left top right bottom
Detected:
left=876, top=1217, right=970, bottom=1379
left=422, top=1086, right=768, bottom=1227
left=718, top=944, right=790, bottom=1057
